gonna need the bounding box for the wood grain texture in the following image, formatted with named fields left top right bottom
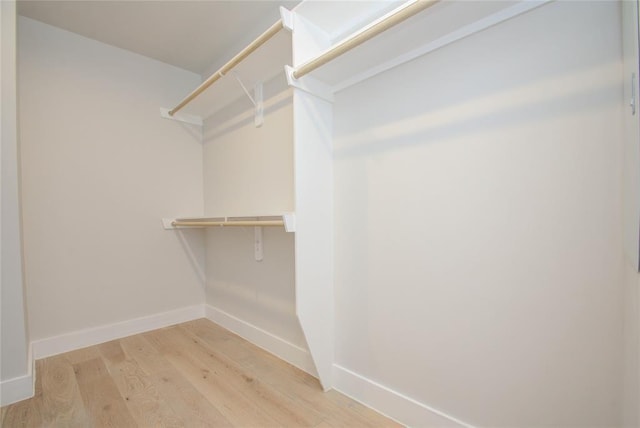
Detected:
left=119, top=334, right=233, bottom=427
left=98, top=340, right=184, bottom=427
left=1, top=319, right=401, bottom=428
left=177, top=324, right=324, bottom=427
left=73, top=357, right=138, bottom=427
left=144, top=327, right=281, bottom=427
left=39, top=354, right=90, bottom=426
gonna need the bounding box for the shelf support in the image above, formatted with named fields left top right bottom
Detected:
left=163, top=215, right=296, bottom=262
left=231, top=72, right=264, bottom=127
left=283, top=212, right=296, bottom=233
left=285, top=66, right=334, bottom=103
left=168, top=19, right=284, bottom=116
left=280, top=6, right=294, bottom=32
left=159, top=108, right=203, bottom=126
left=254, top=81, right=264, bottom=128
left=254, top=227, right=264, bottom=261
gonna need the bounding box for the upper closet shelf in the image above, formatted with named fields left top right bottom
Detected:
left=287, top=0, right=550, bottom=95
left=162, top=213, right=296, bottom=232
left=162, top=8, right=293, bottom=124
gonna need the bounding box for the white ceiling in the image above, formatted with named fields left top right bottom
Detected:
left=17, top=0, right=301, bottom=76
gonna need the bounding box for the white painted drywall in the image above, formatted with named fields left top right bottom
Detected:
left=622, top=1, right=640, bottom=425
left=291, top=87, right=335, bottom=390
left=18, top=17, right=205, bottom=342
left=203, top=75, right=306, bottom=351
left=205, top=227, right=305, bottom=349
left=1, top=0, right=31, bottom=396
left=202, top=75, right=294, bottom=217
left=333, top=1, right=624, bottom=426
left=289, top=8, right=336, bottom=391
left=623, top=265, right=640, bottom=428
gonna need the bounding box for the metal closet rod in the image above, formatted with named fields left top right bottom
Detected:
left=169, top=19, right=284, bottom=116
left=172, top=220, right=285, bottom=227
left=292, top=0, right=439, bottom=80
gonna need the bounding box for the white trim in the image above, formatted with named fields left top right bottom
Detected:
left=0, top=370, right=33, bottom=406
left=32, top=304, right=205, bottom=359
left=333, top=364, right=475, bottom=428
left=0, top=344, right=35, bottom=406
left=333, top=0, right=551, bottom=93
left=205, top=305, right=317, bottom=377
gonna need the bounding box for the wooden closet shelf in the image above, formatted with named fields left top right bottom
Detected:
left=162, top=213, right=295, bottom=232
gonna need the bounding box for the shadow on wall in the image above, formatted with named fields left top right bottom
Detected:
left=204, top=227, right=305, bottom=348
left=169, top=119, right=202, bottom=144
left=334, top=61, right=621, bottom=160
left=203, top=73, right=292, bottom=142
left=173, top=228, right=206, bottom=287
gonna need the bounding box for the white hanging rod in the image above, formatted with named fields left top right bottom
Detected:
left=169, top=19, right=284, bottom=116
left=172, top=220, right=284, bottom=228
left=291, top=0, right=439, bottom=80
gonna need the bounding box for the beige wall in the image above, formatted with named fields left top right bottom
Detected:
left=623, top=265, right=640, bottom=427
left=622, top=1, right=640, bottom=425
left=202, top=75, right=294, bottom=217
left=333, top=1, right=624, bottom=425
left=203, top=75, right=304, bottom=348
left=1, top=0, right=30, bottom=386
left=18, top=17, right=205, bottom=341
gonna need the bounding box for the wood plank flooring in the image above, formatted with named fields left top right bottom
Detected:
left=1, top=319, right=401, bottom=427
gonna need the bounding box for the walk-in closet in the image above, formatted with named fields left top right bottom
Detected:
left=2, top=0, right=640, bottom=426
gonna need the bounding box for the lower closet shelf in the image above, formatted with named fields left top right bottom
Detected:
left=162, top=213, right=296, bottom=232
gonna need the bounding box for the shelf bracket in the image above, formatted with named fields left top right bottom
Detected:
left=285, top=66, right=334, bottom=103
left=254, top=82, right=264, bottom=128
left=631, top=73, right=637, bottom=116
left=231, top=72, right=264, bottom=127
left=283, top=212, right=296, bottom=232
left=162, top=218, right=177, bottom=230
left=280, top=6, right=294, bottom=32
left=254, top=226, right=264, bottom=261
left=159, top=108, right=203, bottom=126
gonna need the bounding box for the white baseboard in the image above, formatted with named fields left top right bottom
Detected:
left=0, top=344, right=35, bottom=406
left=32, top=304, right=205, bottom=359
left=205, top=305, right=317, bottom=377
left=333, top=364, right=474, bottom=428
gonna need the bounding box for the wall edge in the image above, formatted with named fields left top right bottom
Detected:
left=205, top=304, right=317, bottom=377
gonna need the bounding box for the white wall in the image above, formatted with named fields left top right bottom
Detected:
left=333, top=2, right=624, bottom=426
left=18, top=17, right=205, bottom=342
left=202, top=75, right=294, bottom=217
left=623, top=266, right=639, bottom=427
left=1, top=0, right=31, bottom=404
left=205, top=227, right=304, bottom=348
left=621, top=1, right=640, bottom=425
left=203, top=76, right=306, bottom=352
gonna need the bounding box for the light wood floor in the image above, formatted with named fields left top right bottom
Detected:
left=1, top=319, right=401, bottom=427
